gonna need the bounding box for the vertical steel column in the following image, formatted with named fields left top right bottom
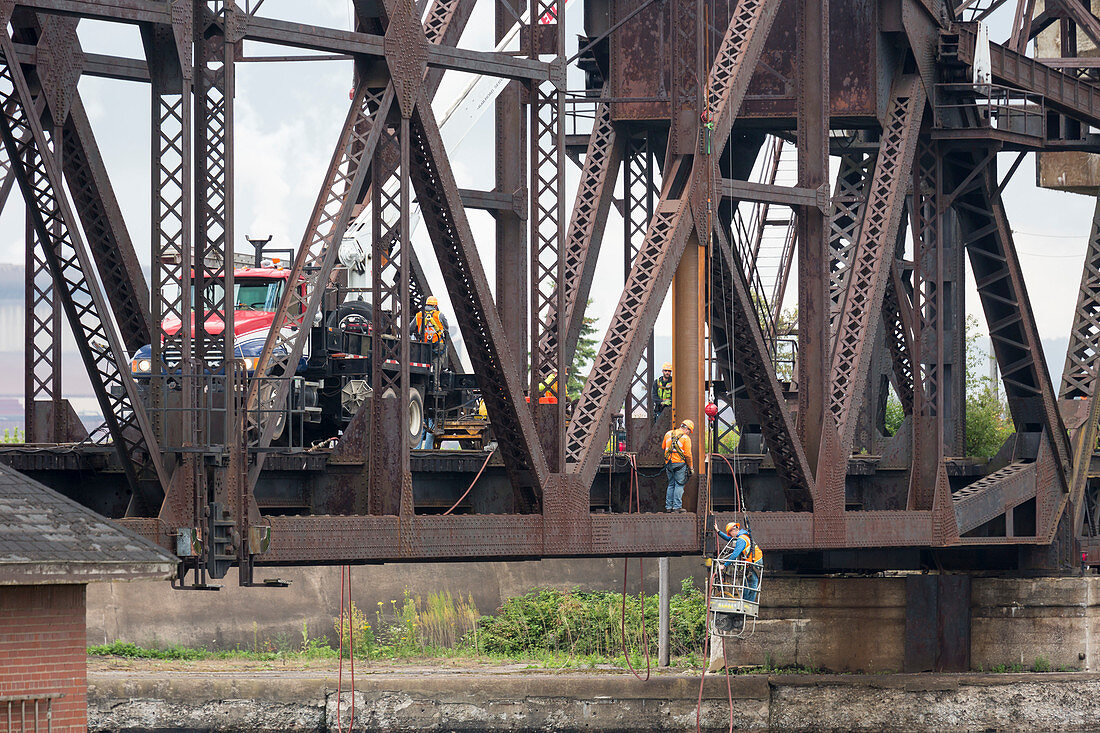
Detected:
left=147, top=9, right=196, bottom=526
left=369, top=122, right=412, bottom=516
left=623, top=132, right=658, bottom=447
left=796, top=0, right=830, bottom=474
left=528, top=0, right=566, bottom=469
left=148, top=17, right=193, bottom=449
left=23, top=204, right=57, bottom=443
left=496, top=0, right=527, bottom=363
left=193, top=0, right=234, bottom=393
left=909, top=139, right=944, bottom=510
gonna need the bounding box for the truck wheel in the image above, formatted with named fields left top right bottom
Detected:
left=381, top=387, right=425, bottom=443
left=327, top=301, right=373, bottom=330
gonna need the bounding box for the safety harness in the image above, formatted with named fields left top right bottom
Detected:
left=664, top=428, right=691, bottom=466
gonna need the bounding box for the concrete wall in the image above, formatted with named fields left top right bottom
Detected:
left=87, top=557, right=707, bottom=650
left=89, top=564, right=1100, bottom=674
left=87, top=671, right=1100, bottom=732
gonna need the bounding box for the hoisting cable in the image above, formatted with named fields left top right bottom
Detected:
left=695, top=530, right=735, bottom=733
left=620, top=452, right=651, bottom=681
left=442, top=449, right=495, bottom=515
left=335, top=565, right=356, bottom=732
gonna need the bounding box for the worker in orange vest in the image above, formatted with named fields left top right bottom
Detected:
left=415, top=296, right=448, bottom=376
left=662, top=419, right=694, bottom=512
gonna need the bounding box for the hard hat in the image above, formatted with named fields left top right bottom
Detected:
left=662, top=362, right=673, bottom=371
left=426, top=296, right=439, bottom=307
left=681, top=419, right=695, bottom=432
left=725, top=522, right=740, bottom=535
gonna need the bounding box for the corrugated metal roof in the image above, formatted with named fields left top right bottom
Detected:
left=0, top=463, right=175, bottom=585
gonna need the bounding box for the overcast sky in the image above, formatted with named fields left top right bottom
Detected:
left=0, top=0, right=1092, bottom=387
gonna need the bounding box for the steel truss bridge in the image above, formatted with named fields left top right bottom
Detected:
left=4, top=0, right=1100, bottom=582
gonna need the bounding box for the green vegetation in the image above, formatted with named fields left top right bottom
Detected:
left=568, top=299, right=599, bottom=401
left=89, top=580, right=708, bottom=669
left=884, top=315, right=1012, bottom=458
left=1, top=427, right=23, bottom=444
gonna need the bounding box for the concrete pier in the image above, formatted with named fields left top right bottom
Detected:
left=87, top=669, right=1100, bottom=732
left=88, top=562, right=1100, bottom=673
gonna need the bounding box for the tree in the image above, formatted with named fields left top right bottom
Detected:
left=568, top=299, right=599, bottom=400
left=881, top=315, right=1012, bottom=458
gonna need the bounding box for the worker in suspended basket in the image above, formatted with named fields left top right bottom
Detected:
left=662, top=419, right=694, bottom=513
left=716, top=521, right=762, bottom=603
left=652, top=362, right=673, bottom=422
left=415, top=295, right=449, bottom=375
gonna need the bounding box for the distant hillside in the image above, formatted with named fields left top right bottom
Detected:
left=0, top=263, right=22, bottom=300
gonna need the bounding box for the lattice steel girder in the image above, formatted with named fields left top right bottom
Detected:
left=950, top=156, right=1072, bottom=483
left=712, top=222, right=815, bottom=510
left=16, top=9, right=155, bottom=353
left=17, top=0, right=553, bottom=83
left=245, top=84, right=392, bottom=457
left=551, top=95, right=623, bottom=370
left=408, top=89, right=549, bottom=507
left=824, top=76, right=926, bottom=460
left=62, top=98, right=152, bottom=351
left=0, top=31, right=169, bottom=500
left=883, top=259, right=916, bottom=415
left=566, top=0, right=781, bottom=487
left=368, top=119, right=416, bottom=538
left=1061, top=192, right=1100, bottom=532
left=828, top=152, right=876, bottom=336
left=952, top=461, right=1037, bottom=534
left=1061, top=193, right=1100, bottom=401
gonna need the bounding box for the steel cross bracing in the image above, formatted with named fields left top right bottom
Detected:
left=623, top=131, right=660, bottom=442
left=565, top=0, right=781, bottom=487
left=527, top=0, right=566, bottom=468
left=244, top=0, right=472, bottom=483
left=1061, top=194, right=1100, bottom=534
left=408, top=88, right=549, bottom=508
left=712, top=223, right=815, bottom=510
left=369, top=120, right=414, bottom=520
left=547, top=94, right=622, bottom=371
left=0, top=30, right=169, bottom=503
left=818, top=77, right=926, bottom=497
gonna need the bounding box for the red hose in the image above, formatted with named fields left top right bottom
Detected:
left=442, top=449, right=495, bottom=515
left=696, top=529, right=735, bottom=733
left=619, top=454, right=650, bottom=681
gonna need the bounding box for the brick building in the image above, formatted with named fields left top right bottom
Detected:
left=0, top=464, right=175, bottom=731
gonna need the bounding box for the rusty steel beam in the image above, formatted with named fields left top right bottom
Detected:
left=956, top=25, right=1100, bottom=129
left=1061, top=193, right=1100, bottom=533
left=566, top=0, right=781, bottom=488
left=821, top=76, right=925, bottom=472
left=0, top=30, right=168, bottom=504
left=721, top=178, right=827, bottom=209
left=712, top=223, right=815, bottom=510
left=409, top=89, right=549, bottom=507
left=950, top=157, right=1072, bottom=482
left=555, top=96, right=623, bottom=369
left=953, top=461, right=1037, bottom=534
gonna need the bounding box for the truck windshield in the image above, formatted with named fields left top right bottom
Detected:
left=189, top=278, right=285, bottom=311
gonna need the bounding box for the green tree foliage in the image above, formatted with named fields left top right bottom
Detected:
left=881, top=315, right=1011, bottom=458
left=568, top=299, right=599, bottom=400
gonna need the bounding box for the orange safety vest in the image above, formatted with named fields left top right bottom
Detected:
left=415, top=308, right=445, bottom=343
left=662, top=429, right=692, bottom=467
left=738, top=532, right=763, bottom=563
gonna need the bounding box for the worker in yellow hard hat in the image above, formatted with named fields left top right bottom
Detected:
left=415, top=295, right=449, bottom=378
left=415, top=296, right=448, bottom=344
left=715, top=520, right=763, bottom=602
left=662, top=418, right=694, bottom=512
left=652, top=362, right=673, bottom=422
